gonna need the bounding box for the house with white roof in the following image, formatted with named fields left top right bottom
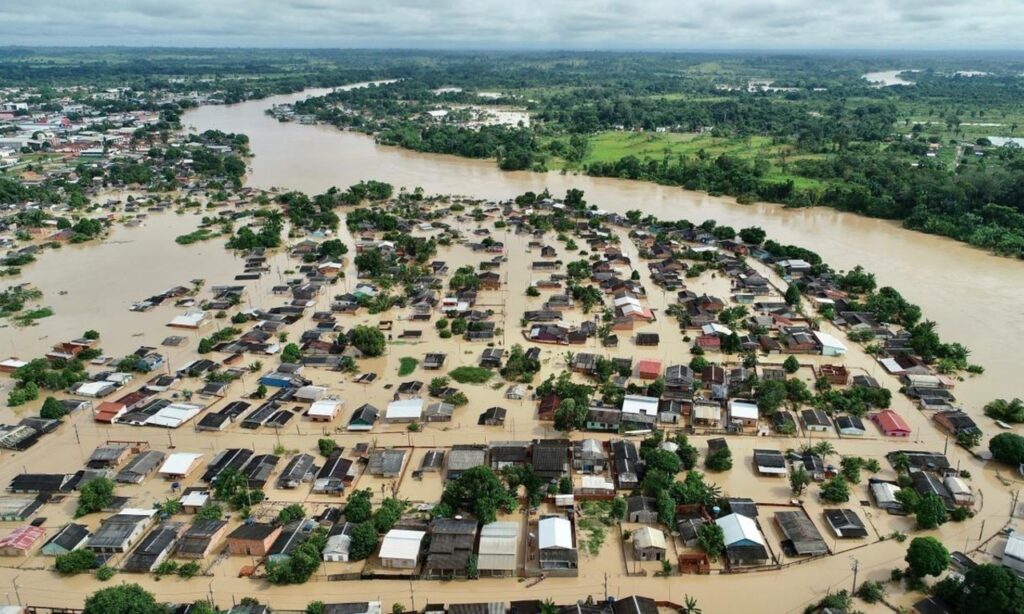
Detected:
left=159, top=453, right=203, bottom=480
left=716, top=512, right=769, bottom=566
left=477, top=521, right=519, bottom=576
left=538, top=516, right=577, bottom=575
left=813, top=331, right=847, bottom=357
left=621, top=395, right=659, bottom=417
left=1003, top=530, right=1024, bottom=577
left=386, top=398, right=423, bottom=423
left=727, top=399, right=759, bottom=429
left=308, top=399, right=343, bottom=422
left=378, top=529, right=425, bottom=569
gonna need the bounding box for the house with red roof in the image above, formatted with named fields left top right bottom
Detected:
left=871, top=410, right=911, bottom=437
left=0, top=525, right=45, bottom=556
left=636, top=359, right=662, bottom=380
left=94, top=401, right=127, bottom=423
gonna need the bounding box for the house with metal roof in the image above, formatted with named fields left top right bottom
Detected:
left=379, top=529, right=425, bottom=569
left=425, top=518, right=478, bottom=577
left=537, top=516, right=577, bottom=575
left=86, top=509, right=157, bottom=554
left=323, top=523, right=353, bottom=562
left=489, top=441, right=529, bottom=470
left=114, top=450, right=165, bottom=484
left=41, top=523, right=90, bottom=556
left=446, top=445, right=488, bottom=481
left=176, top=520, right=228, bottom=559
left=347, top=404, right=379, bottom=431
left=632, top=526, right=666, bottom=561
left=716, top=512, right=769, bottom=566
left=226, top=523, right=282, bottom=557
left=277, top=454, right=317, bottom=489
left=368, top=449, right=407, bottom=478
left=314, top=453, right=355, bottom=495
left=477, top=521, right=518, bottom=576
left=386, top=398, right=423, bottom=423
left=752, top=449, right=787, bottom=476
left=123, top=523, right=182, bottom=572
left=0, top=525, right=45, bottom=556
left=823, top=509, right=868, bottom=539
left=1003, top=530, right=1024, bottom=577
left=532, top=440, right=569, bottom=481
left=159, top=452, right=204, bottom=480
left=775, top=511, right=828, bottom=556
left=572, top=439, right=608, bottom=474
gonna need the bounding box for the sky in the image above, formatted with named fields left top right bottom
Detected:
left=1, top=0, right=1023, bottom=50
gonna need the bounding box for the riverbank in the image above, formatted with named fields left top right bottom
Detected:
left=185, top=90, right=1024, bottom=419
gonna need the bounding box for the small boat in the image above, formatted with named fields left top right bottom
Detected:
left=995, top=420, right=1012, bottom=430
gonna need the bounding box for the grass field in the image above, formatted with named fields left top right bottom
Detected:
left=544, top=130, right=830, bottom=189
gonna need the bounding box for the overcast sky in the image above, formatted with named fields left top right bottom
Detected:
left=1, top=0, right=1022, bottom=50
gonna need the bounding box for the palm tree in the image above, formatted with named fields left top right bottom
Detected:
left=563, top=350, right=576, bottom=368
left=680, top=596, right=702, bottom=614
left=812, top=441, right=836, bottom=460
left=540, top=600, right=559, bottom=614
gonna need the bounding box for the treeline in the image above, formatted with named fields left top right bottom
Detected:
left=377, top=123, right=539, bottom=170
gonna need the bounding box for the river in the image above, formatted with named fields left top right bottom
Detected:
left=186, top=88, right=1024, bottom=414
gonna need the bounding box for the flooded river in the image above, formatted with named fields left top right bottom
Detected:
left=186, top=88, right=1024, bottom=414
left=0, top=86, right=1019, bottom=613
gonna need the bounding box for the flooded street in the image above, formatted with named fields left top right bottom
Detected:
left=0, top=88, right=1019, bottom=613
left=186, top=89, right=1024, bottom=417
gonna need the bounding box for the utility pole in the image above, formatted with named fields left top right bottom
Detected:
left=11, top=576, right=20, bottom=607
left=849, top=557, right=859, bottom=595
left=603, top=572, right=608, bottom=600
left=409, top=578, right=416, bottom=611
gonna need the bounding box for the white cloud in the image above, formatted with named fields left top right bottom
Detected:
left=0, top=0, right=1022, bottom=48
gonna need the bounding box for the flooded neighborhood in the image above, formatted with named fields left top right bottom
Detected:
left=0, top=31, right=1023, bottom=614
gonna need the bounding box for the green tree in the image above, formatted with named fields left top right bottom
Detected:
left=55, top=549, right=98, bottom=574
left=349, top=325, right=386, bottom=357
left=984, top=398, right=1024, bottom=423
left=76, top=477, right=115, bottom=517
left=345, top=489, right=373, bottom=523
left=990, top=432, right=1024, bottom=464
left=696, top=522, right=725, bottom=561
left=915, top=493, right=949, bottom=530
left=348, top=522, right=379, bottom=561
left=782, top=355, right=800, bottom=374
left=281, top=343, right=302, bottom=363
left=705, top=447, right=733, bottom=472
left=933, top=564, right=1024, bottom=614
left=657, top=490, right=676, bottom=526
left=83, top=583, right=167, bottom=614
left=789, top=466, right=811, bottom=495
left=819, top=476, right=850, bottom=503
left=784, top=284, right=801, bottom=307
left=278, top=504, right=306, bottom=524
left=754, top=379, right=787, bottom=414
left=905, top=536, right=950, bottom=578
left=439, top=465, right=517, bottom=524
left=40, top=396, right=67, bottom=420
left=317, top=438, right=338, bottom=457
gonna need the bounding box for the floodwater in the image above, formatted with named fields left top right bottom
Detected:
left=0, top=86, right=1019, bottom=613
left=862, top=70, right=919, bottom=86
left=185, top=89, right=1024, bottom=415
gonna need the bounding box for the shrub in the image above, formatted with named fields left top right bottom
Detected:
left=449, top=366, right=493, bottom=384
left=56, top=549, right=97, bottom=574
left=856, top=580, right=884, bottom=603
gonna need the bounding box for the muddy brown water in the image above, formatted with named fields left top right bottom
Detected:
left=184, top=88, right=1024, bottom=415
left=0, top=86, right=1019, bottom=612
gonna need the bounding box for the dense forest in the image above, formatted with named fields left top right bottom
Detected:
left=4, top=49, right=1024, bottom=255
left=280, top=52, right=1024, bottom=258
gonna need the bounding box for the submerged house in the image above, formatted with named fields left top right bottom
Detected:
left=537, top=516, right=577, bottom=576
left=716, top=513, right=769, bottom=567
